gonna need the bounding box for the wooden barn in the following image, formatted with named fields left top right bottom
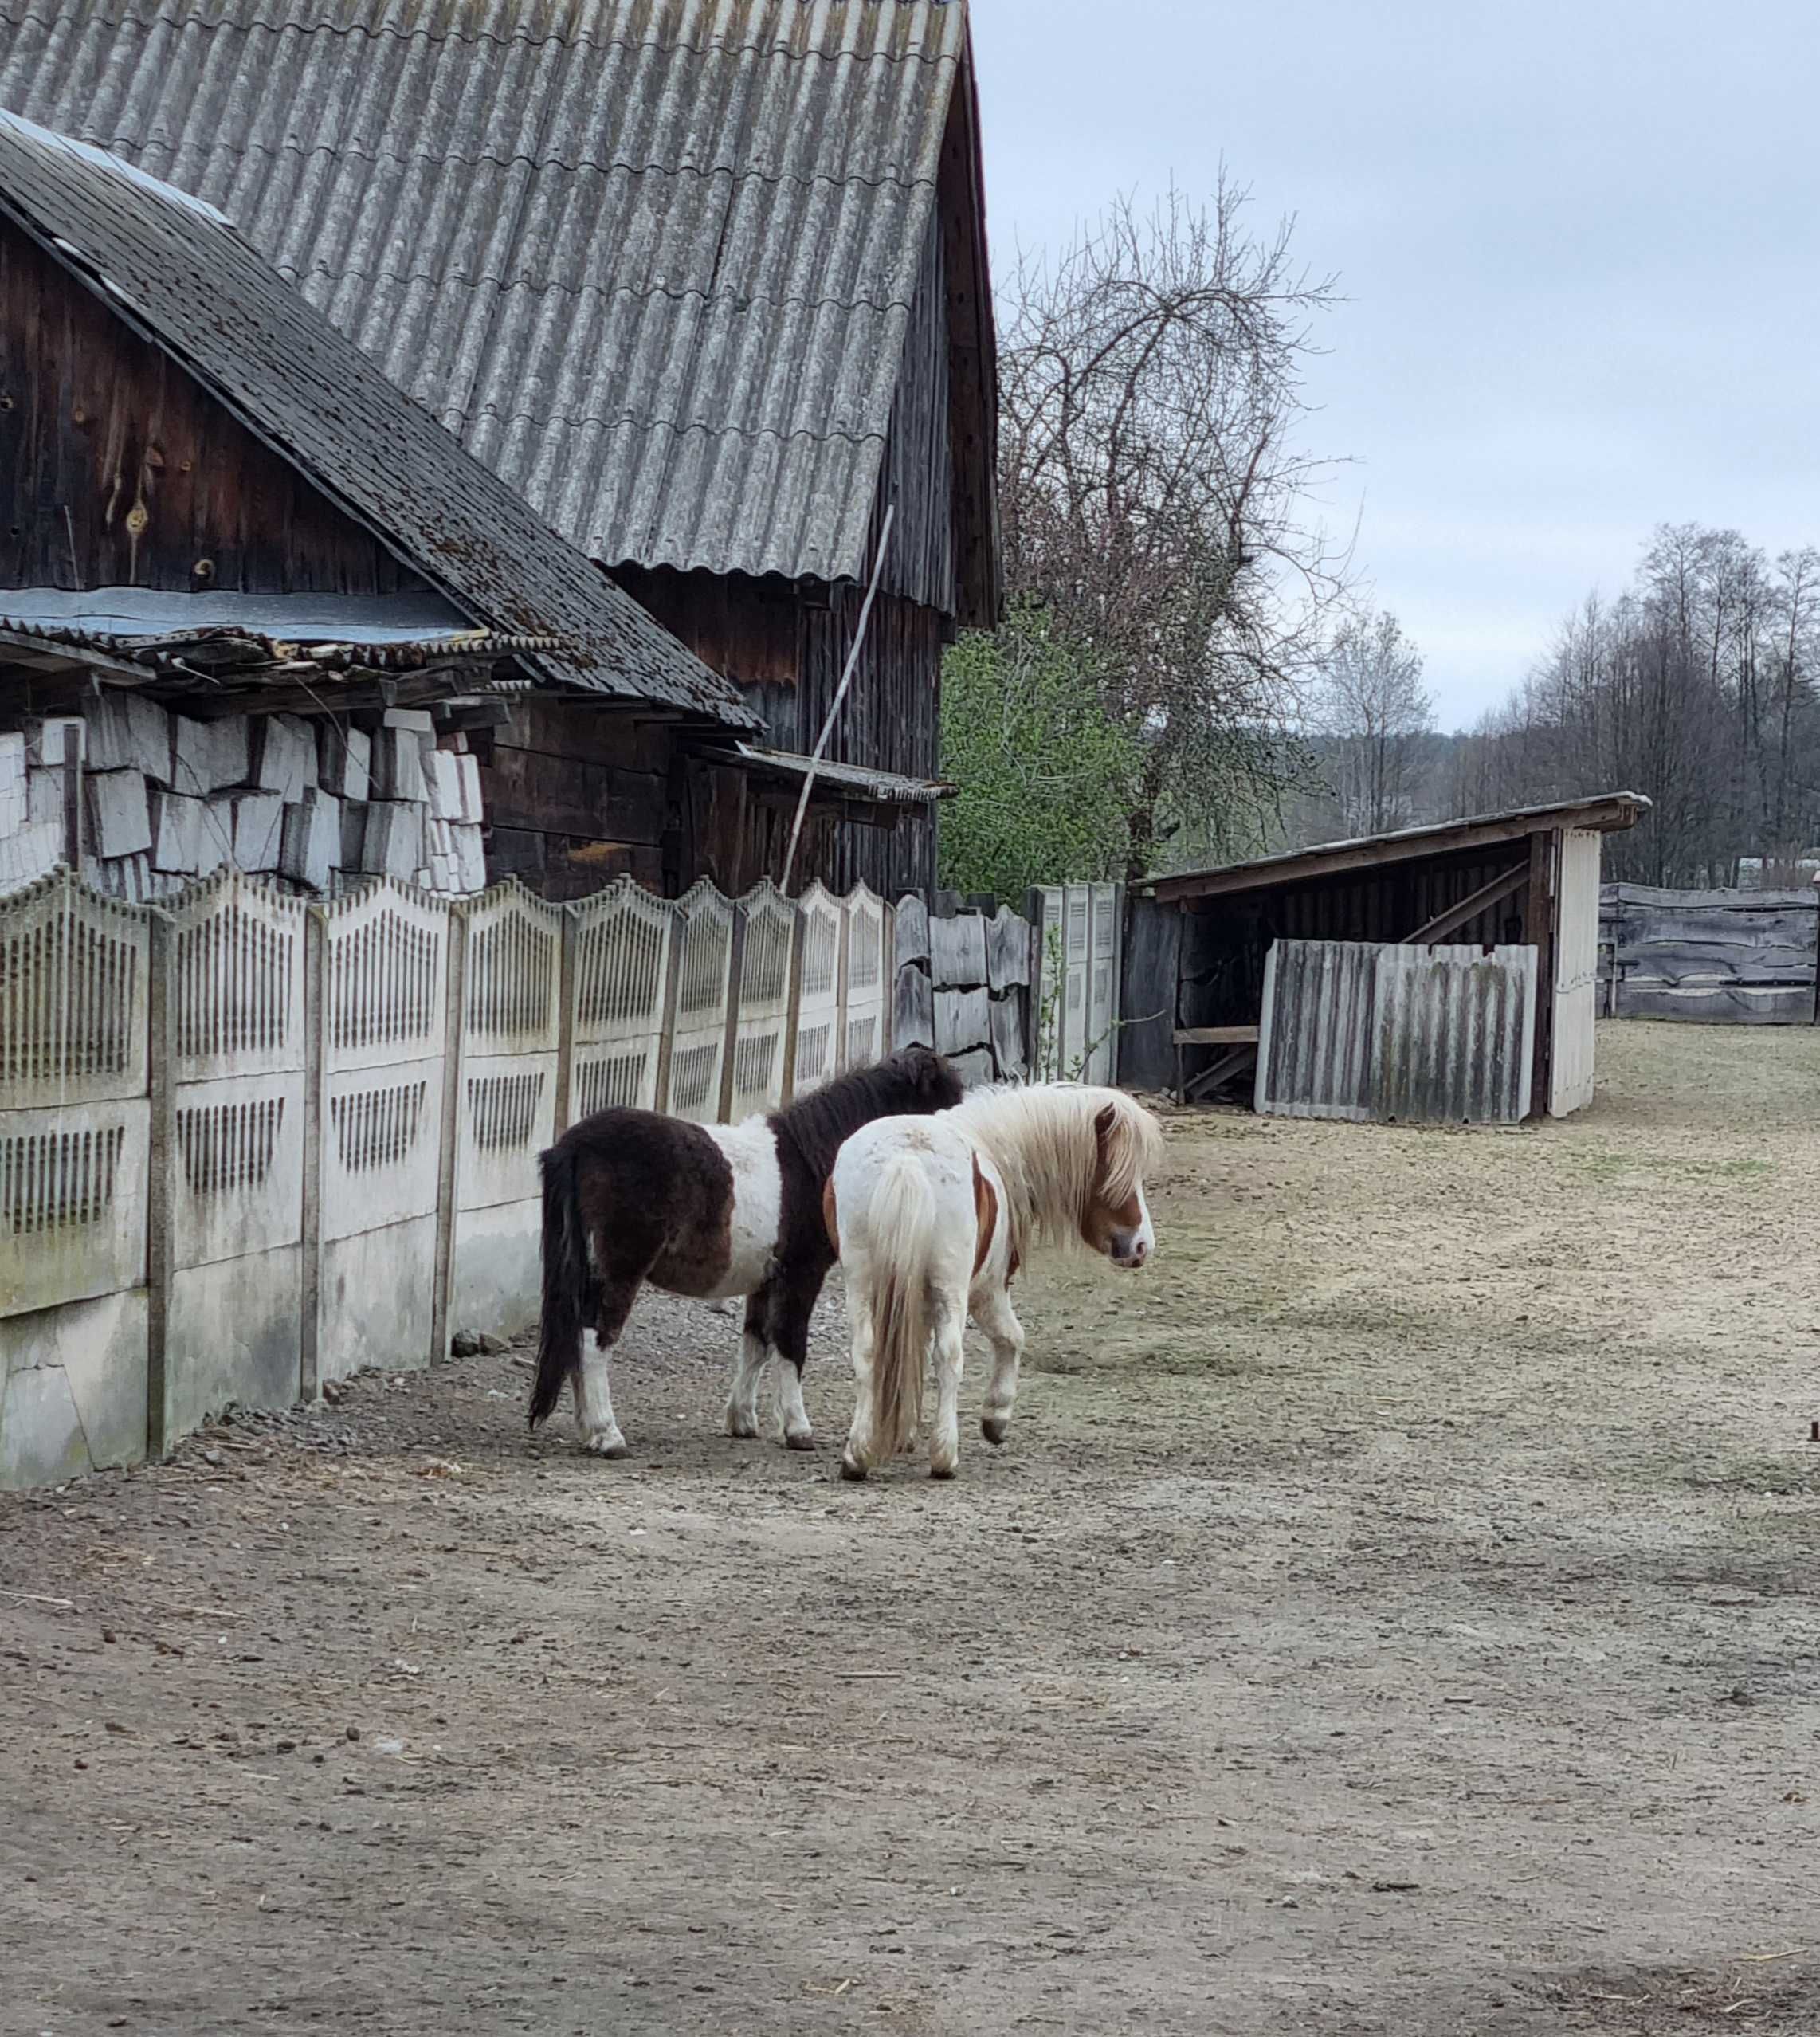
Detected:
left=1120, top=794, right=1651, bottom=1123
left=0, top=109, right=759, bottom=901
left=0, top=0, right=1002, bottom=897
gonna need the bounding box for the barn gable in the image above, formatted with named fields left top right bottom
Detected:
left=0, top=0, right=1000, bottom=626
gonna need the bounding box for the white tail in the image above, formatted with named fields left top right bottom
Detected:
left=862, top=1150, right=939, bottom=1461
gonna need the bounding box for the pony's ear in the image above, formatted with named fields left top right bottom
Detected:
left=1093, top=1101, right=1118, bottom=1142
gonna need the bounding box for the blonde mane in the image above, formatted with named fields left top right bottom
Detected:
left=944, top=1083, right=1165, bottom=1262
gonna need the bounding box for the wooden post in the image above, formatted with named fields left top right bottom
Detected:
left=297, top=907, right=326, bottom=1402
left=430, top=903, right=468, bottom=1362
left=651, top=908, right=686, bottom=1115
left=143, top=909, right=175, bottom=1458
left=55, top=716, right=85, bottom=873
left=779, top=897, right=807, bottom=1105
left=1526, top=829, right=1559, bottom=1119
left=716, top=903, right=748, bottom=1123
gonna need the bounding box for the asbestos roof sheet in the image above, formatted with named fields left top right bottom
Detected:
left=0, top=0, right=968, bottom=583
left=0, top=107, right=757, bottom=727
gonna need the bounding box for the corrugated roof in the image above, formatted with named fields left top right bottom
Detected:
left=0, top=107, right=756, bottom=727
left=0, top=0, right=971, bottom=585
left=1147, top=794, right=1653, bottom=904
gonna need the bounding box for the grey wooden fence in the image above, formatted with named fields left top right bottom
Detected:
left=1598, top=884, right=1818, bottom=1023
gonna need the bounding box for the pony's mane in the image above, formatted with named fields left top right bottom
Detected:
left=773, top=1048, right=963, bottom=1175
left=946, top=1083, right=1164, bottom=1258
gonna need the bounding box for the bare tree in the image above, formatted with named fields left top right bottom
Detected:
left=997, top=179, right=1349, bottom=878
left=1315, top=608, right=1434, bottom=835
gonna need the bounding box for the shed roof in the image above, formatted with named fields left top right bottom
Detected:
left=0, top=0, right=993, bottom=597
left=0, top=107, right=758, bottom=728
left=1146, top=793, right=1652, bottom=905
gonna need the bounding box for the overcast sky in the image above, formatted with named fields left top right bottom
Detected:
left=970, top=0, right=1820, bottom=730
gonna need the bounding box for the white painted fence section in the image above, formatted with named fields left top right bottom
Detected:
left=791, top=883, right=843, bottom=1094
left=0, top=869, right=151, bottom=1484
left=161, top=869, right=308, bottom=1442
left=1032, top=881, right=1123, bottom=1083
left=313, top=881, right=452, bottom=1384
left=0, top=867, right=939, bottom=1486
left=453, top=881, right=563, bottom=1337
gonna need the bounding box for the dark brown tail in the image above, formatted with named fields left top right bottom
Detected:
left=530, top=1144, right=588, bottom=1428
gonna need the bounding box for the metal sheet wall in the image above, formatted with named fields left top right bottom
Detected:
left=1257, top=939, right=1536, bottom=1126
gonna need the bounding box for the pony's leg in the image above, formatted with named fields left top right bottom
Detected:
left=767, top=1270, right=826, bottom=1452
left=573, top=1272, right=643, bottom=1458
left=722, top=1288, right=771, bottom=1440
left=974, top=1282, right=1026, bottom=1446
left=838, top=1284, right=880, bottom=1482
left=926, top=1290, right=967, bottom=1480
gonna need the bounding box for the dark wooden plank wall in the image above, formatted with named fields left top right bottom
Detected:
left=0, top=219, right=423, bottom=597
left=1175, top=846, right=1540, bottom=1032
left=869, top=199, right=956, bottom=618
left=474, top=698, right=673, bottom=899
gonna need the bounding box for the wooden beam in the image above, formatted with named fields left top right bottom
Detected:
left=1402, top=864, right=1529, bottom=945
left=1527, top=829, right=1559, bottom=1118
left=1184, top=1043, right=1257, bottom=1101
left=1172, top=1026, right=1261, bottom=1045
left=1150, top=797, right=1647, bottom=905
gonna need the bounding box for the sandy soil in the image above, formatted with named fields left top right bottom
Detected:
left=3, top=1021, right=1818, bottom=2037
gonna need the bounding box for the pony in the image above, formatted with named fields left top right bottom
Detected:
left=528, top=1045, right=964, bottom=1457
left=825, top=1083, right=1165, bottom=1481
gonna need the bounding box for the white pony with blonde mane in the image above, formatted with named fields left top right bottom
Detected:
left=823, top=1083, right=1164, bottom=1480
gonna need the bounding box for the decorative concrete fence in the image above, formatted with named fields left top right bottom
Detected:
left=0, top=865, right=915, bottom=1489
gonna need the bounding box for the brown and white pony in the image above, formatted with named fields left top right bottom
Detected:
left=530, top=1046, right=963, bottom=1457
left=825, top=1083, right=1165, bottom=1481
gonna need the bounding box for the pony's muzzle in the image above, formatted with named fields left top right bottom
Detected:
left=1109, top=1232, right=1150, bottom=1269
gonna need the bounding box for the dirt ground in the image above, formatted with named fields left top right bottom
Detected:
left=3, top=1022, right=1819, bottom=2037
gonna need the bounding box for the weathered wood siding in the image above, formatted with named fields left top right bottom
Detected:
left=0, top=218, right=426, bottom=598
left=614, top=566, right=942, bottom=898
left=473, top=699, right=671, bottom=900
left=1599, top=884, right=1819, bottom=1023
left=871, top=198, right=956, bottom=619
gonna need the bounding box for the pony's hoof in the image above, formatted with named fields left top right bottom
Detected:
left=583, top=1431, right=630, bottom=1459
left=980, top=1416, right=1010, bottom=1446
left=838, top=1455, right=869, bottom=1482
left=724, top=1411, right=759, bottom=1440
left=928, top=1462, right=958, bottom=1481
left=783, top=1429, right=817, bottom=1453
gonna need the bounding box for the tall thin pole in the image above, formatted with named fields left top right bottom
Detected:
left=779, top=504, right=896, bottom=893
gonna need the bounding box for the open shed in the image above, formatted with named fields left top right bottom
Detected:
left=1120, top=792, right=1650, bottom=1121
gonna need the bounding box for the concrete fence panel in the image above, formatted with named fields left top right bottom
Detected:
left=453, top=880, right=564, bottom=1336
left=841, top=885, right=888, bottom=1071
left=311, top=879, right=450, bottom=1383
left=728, top=881, right=795, bottom=1119
left=0, top=869, right=152, bottom=1483
left=160, top=869, right=308, bottom=1441
left=567, top=877, right=677, bottom=1120
left=791, top=883, right=844, bottom=1094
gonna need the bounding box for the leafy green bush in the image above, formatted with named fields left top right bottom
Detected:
left=937, top=606, right=1140, bottom=901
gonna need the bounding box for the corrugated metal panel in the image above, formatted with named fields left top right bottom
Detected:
left=1257, top=939, right=1536, bottom=1126
left=1547, top=828, right=1601, bottom=1115
left=1253, top=940, right=1377, bottom=1121
left=0, top=0, right=966, bottom=585
left=1373, top=944, right=1535, bottom=1124
left=0, top=108, right=755, bottom=725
